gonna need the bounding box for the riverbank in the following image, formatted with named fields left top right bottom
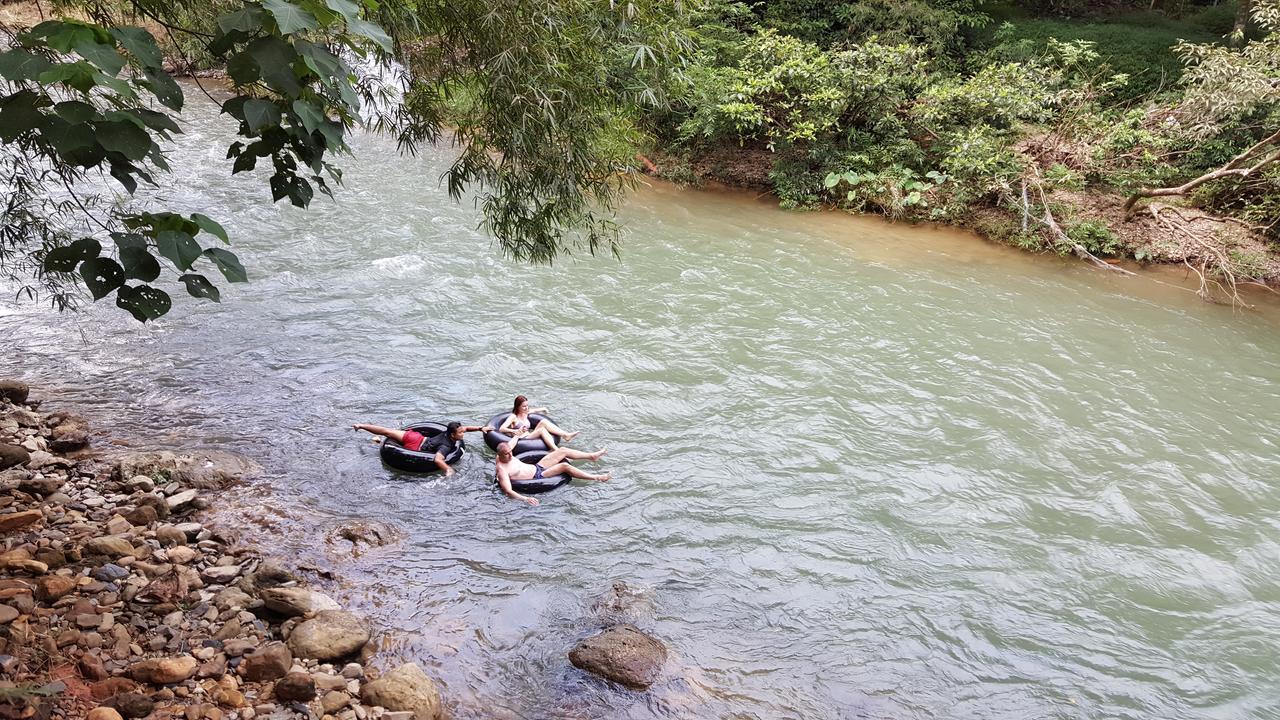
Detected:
left=0, top=381, right=669, bottom=720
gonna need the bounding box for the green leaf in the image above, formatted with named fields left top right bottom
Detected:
left=217, top=5, right=269, bottom=34
left=156, top=230, right=202, bottom=271
left=0, top=49, right=54, bottom=81
left=822, top=172, right=839, bottom=189
left=54, top=100, right=97, bottom=124
left=39, top=117, right=96, bottom=157
left=38, top=61, right=97, bottom=93
left=119, top=245, right=161, bottom=282
left=79, top=257, right=125, bottom=300
left=227, top=51, right=260, bottom=85
left=263, top=0, right=319, bottom=34
left=325, top=0, right=360, bottom=22
left=179, top=274, right=221, bottom=302
left=204, top=248, right=248, bottom=283
left=243, top=98, right=282, bottom=133
left=191, top=214, right=229, bottom=244
left=143, top=67, right=183, bottom=111
left=74, top=40, right=125, bottom=76
left=27, top=20, right=98, bottom=53
left=109, top=26, right=163, bottom=68
left=347, top=18, right=391, bottom=52
left=131, top=108, right=181, bottom=135
left=295, top=41, right=345, bottom=79
left=246, top=36, right=301, bottom=95
left=0, top=91, right=47, bottom=142
left=96, top=120, right=152, bottom=161
left=42, top=237, right=101, bottom=273
left=291, top=98, right=327, bottom=134
left=116, top=284, right=171, bottom=322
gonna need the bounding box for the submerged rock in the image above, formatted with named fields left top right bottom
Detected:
left=359, top=663, right=442, bottom=720
left=329, top=520, right=403, bottom=549
left=568, top=624, right=668, bottom=690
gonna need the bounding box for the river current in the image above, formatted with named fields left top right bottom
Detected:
left=3, top=97, right=1280, bottom=720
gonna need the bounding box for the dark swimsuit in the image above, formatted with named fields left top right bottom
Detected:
left=532, top=464, right=544, bottom=480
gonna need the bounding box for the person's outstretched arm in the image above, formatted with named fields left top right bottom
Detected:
left=496, top=466, right=539, bottom=506
left=461, top=424, right=493, bottom=433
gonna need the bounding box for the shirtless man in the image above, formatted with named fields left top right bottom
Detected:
left=494, top=442, right=609, bottom=506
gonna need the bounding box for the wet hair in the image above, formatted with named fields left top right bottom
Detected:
left=446, top=421, right=462, bottom=436
left=512, top=395, right=528, bottom=413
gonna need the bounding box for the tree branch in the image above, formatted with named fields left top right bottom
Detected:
left=1124, top=128, right=1280, bottom=215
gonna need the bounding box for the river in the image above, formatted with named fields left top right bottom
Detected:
left=3, top=97, right=1280, bottom=720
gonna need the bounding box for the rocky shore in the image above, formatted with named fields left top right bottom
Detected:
left=0, top=380, right=669, bottom=720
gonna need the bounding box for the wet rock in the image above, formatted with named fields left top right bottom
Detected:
left=115, top=450, right=259, bottom=489
left=240, top=642, right=292, bottom=681
left=240, top=561, right=296, bottom=595
left=287, top=610, right=370, bottom=660
left=167, top=489, right=198, bottom=511
left=330, top=520, right=402, bottom=548
left=273, top=671, right=316, bottom=702
left=260, top=586, right=340, bottom=618
left=86, top=707, right=124, bottom=720
left=0, top=509, right=43, bottom=534
left=35, top=574, right=76, bottom=602
left=0, top=381, right=29, bottom=404
left=49, top=429, right=90, bottom=453
left=0, top=444, right=30, bottom=471
left=359, top=663, right=442, bottom=720
left=107, top=692, right=155, bottom=719
left=85, top=536, right=135, bottom=557
left=568, top=624, right=668, bottom=690
left=128, top=655, right=198, bottom=684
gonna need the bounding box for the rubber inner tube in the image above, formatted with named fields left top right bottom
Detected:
left=506, top=450, right=571, bottom=494
left=380, top=422, right=463, bottom=473
left=484, top=412, right=558, bottom=453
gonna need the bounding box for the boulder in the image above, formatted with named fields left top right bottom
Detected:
left=286, top=610, right=370, bottom=660
left=0, top=509, right=43, bottom=535
left=128, top=655, right=197, bottom=685
left=34, top=574, right=76, bottom=602
left=568, top=624, right=668, bottom=690
left=17, top=476, right=63, bottom=496
left=260, top=586, right=340, bottom=617
left=0, top=444, right=29, bottom=471
left=359, top=663, right=442, bottom=720
left=0, top=381, right=29, bottom=404
left=49, top=427, right=90, bottom=453
left=84, top=536, right=135, bottom=557
left=155, top=524, right=186, bottom=545
left=273, top=671, right=317, bottom=702
left=123, top=505, right=158, bottom=527
left=239, top=642, right=292, bottom=681
left=330, top=520, right=403, bottom=548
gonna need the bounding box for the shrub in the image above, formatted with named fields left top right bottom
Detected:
left=1066, top=219, right=1121, bottom=256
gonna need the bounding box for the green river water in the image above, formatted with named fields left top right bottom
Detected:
left=3, top=98, right=1280, bottom=719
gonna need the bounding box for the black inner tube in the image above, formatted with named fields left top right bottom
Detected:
left=380, top=422, right=463, bottom=473
left=484, top=412, right=558, bottom=453
left=506, top=449, right=570, bottom=494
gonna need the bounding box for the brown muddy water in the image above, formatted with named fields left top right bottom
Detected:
left=3, top=98, right=1280, bottom=720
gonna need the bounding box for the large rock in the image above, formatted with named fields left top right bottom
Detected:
left=359, top=663, right=442, bottom=720
left=273, top=671, right=317, bottom=702
left=84, top=536, right=135, bottom=557
left=286, top=610, right=370, bottom=660
left=329, top=520, right=403, bottom=549
left=0, top=444, right=29, bottom=471
left=114, top=449, right=259, bottom=489
left=35, top=574, right=77, bottom=602
left=260, top=586, right=341, bottom=617
left=239, top=642, right=292, bottom=681
left=0, top=509, right=43, bottom=535
left=128, top=655, right=197, bottom=685
left=0, top=381, right=29, bottom=404
left=568, top=624, right=668, bottom=690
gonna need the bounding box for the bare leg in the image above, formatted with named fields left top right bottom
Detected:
left=542, top=462, right=609, bottom=482
left=353, top=424, right=407, bottom=445
left=541, top=447, right=606, bottom=464
left=433, top=451, right=454, bottom=476
left=536, top=419, right=579, bottom=442
left=527, top=424, right=559, bottom=451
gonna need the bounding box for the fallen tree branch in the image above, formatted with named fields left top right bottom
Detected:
left=1124, top=128, right=1280, bottom=216
left=1030, top=181, right=1136, bottom=276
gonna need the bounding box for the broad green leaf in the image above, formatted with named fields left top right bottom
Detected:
left=39, top=117, right=96, bottom=157
left=43, top=237, right=101, bottom=273
left=347, top=18, right=391, bottom=52
left=295, top=41, right=344, bottom=79
left=263, top=0, right=319, bottom=34
left=179, top=274, right=221, bottom=302
left=96, top=120, right=152, bottom=161
left=217, top=5, right=269, bottom=34
left=227, top=51, right=260, bottom=85
left=0, top=91, right=47, bottom=142
left=119, top=246, right=161, bottom=282
left=109, top=27, right=164, bottom=68
left=247, top=36, right=301, bottom=95
left=27, top=20, right=97, bottom=53
left=74, top=40, right=125, bottom=76
left=0, top=49, right=54, bottom=81
left=325, top=0, right=360, bottom=22
left=125, top=108, right=181, bottom=135
left=38, top=62, right=97, bottom=93
left=79, top=257, right=125, bottom=300
left=116, top=284, right=171, bottom=322
left=143, top=67, right=183, bottom=111
left=291, top=98, right=326, bottom=134
left=191, top=214, right=229, bottom=244
left=156, top=230, right=202, bottom=270
left=822, top=172, right=839, bottom=189
left=204, top=248, right=248, bottom=283
left=243, top=98, right=282, bottom=133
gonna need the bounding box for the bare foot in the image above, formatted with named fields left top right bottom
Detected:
left=588, top=448, right=608, bottom=461
left=593, top=472, right=610, bottom=483
left=564, top=431, right=580, bottom=442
